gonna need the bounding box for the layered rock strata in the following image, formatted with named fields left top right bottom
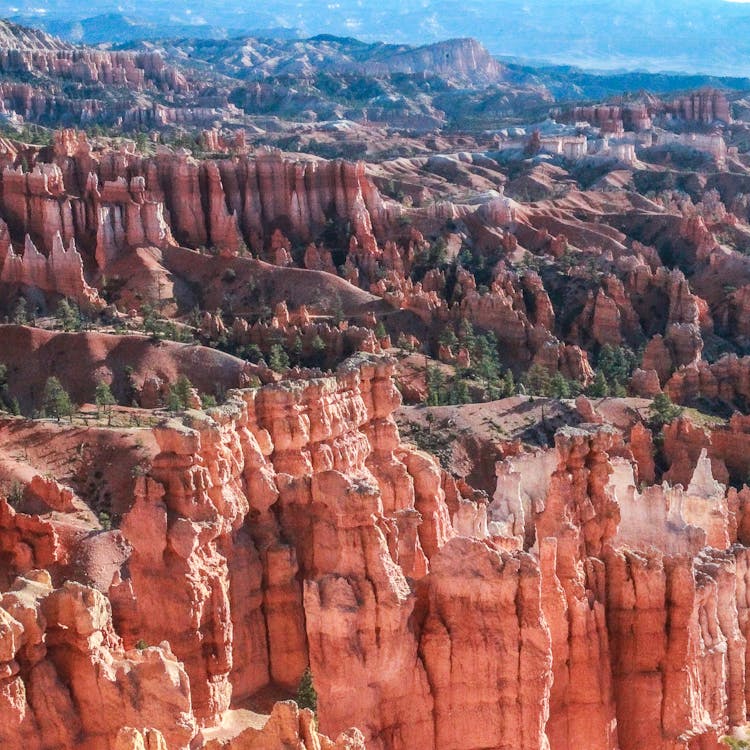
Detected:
left=3, top=355, right=750, bottom=749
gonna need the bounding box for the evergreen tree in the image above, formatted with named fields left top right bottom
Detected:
left=649, top=392, right=683, bottom=428
left=448, top=378, right=471, bottom=404
left=167, top=375, right=194, bottom=411
left=0, top=363, right=9, bottom=412
left=142, top=303, right=162, bottom=338
left=55, top=298, right=81, bottom=332
left=426, top=366, right=446, bottom=406
left=268, top=344, right=290, bottom=373
left=310, top=335, right=327, bottom=366
left=94, top=380, right=116, bottom=424
left=611, top=381, right=628, bottom=397
left=166, top=388, right=183, bottom=413
left=549, top=372, right=572, bottom=399
left=523, top=364, right=552, bottom=397
left=244, top=344, right=265, bottom=364
left=500, top=370, right=516, bottom=398
left=597, top=344, right=638, bottom=392
left=438, top=327, right=458, bottom=349
left=457, top=319, right=476, bottom=350
left=586, top=370, right=610, bottom=398
left=12, top=298, right=28, bottom=325
left=43, top=377, right=74, bottom=422
left=200, top=394, right=217, bottom=409
left=292, top=336, right=304, bottom=364
left=396, top=332, right=414, bottom=351
left=295, top=667, right=318, bottom=713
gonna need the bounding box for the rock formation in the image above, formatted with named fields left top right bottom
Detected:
left=3, top=351, right=750, bottom=748
left=0, top=228, right=103, bottom=311
left=0, top=571, right=196, bottom=750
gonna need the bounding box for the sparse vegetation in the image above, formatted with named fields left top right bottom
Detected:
left=295, top=667, right=318, bottom=713
left=167, top=375, right=195, bottom=412
left=648, top=392, right=683, bottom=429
left=722, top=733, right=750, bottom=750
left=5, top=480, right=24, bottom=509
left=55, top=298, right=83, bottom=332
left=42, top=377, right=74, bottom=422
left=95, top=380, right=116, bottom=424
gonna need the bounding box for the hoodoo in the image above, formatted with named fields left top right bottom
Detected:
left=2, top=8, right=750, bottom=750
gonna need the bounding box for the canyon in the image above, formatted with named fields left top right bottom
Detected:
left=3, top=350, right=750, bottom=749
left=3, top=14, right=750, bottom=750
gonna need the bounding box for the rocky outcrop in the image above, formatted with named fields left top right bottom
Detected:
left=343, top=38, right=505, bottom=83
left=0, top=42, right=187, bottom=94
left=7, top=351, right=750, bottom=749
left=0, top=228, right=103, bottom=311
left=0, top=142, right=396, bottom=275
left=487, top=421, right=750, bottom=749
left=666, top=89, right=731, bottom=124
left=563, top=103, right=652, bottom=133
left=418, top=537, right=552, bottom=750
left=0, top=21, right=194, bottom=129
left=0, top=571, right=196, bottom=750
left=605, top=548, right=736, bottom=750
left=203, top=702, right=366, bottom=750
left=98, top=355, right=441, bottom=748
left=665, top=354, right=750, bottom=407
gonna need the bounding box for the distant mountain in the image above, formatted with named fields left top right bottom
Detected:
left=4, top=0, right=750, bottom=76
left=0, top=12, right=748, bottom=135
left=8, top=12, right=304, bottom=45
left=138, top=35, right=505, bottom=85
left=0, top=17, right=67, bottom=49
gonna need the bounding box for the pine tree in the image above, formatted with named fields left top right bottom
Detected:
left=292, top=336, right=304, bottom=364
left=448, top=378, right=471, bottom=404
left=586, top=370, right=609, bottom=398
left=426, top=366, right=446, bottom=406
left=501, top=370, right=516, bottom=398
left=0, top=364, right=9, bottom=413
left=95, top=380, right=116, bottom=424
left=550, top=372, right=572, bottom=399
left=295, top=667, right=318, bottom=713
left=12, top=298, right=28, bottom=325
left=142, top=303, right=162, bottom=338
left=438, top=326, right=459, bottom=349
left=310, top=335, right=327, bottom=366
left=523, top=364, right=552, bottom=397
left=166, top=388, right=182, bottom=413
left=43, top=377, right=74, bottom=422
left=173, top=376, right=194, bottom=408
left=268, top=344, right=290, bottom=373
left=55, top=298, right=81, bottom=332
left=649, top=392, right=683, bottom=428
left=166, top=375, right=194, bottom=411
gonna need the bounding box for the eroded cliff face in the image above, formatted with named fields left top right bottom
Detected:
left=0, top=137, right=391, bottom=269
left=0, top=571, right=196, bottom=750
left=10, top=129, right=750, bottom=392
left=4, top=353, right=750, bottom=749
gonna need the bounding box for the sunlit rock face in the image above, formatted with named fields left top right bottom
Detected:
left=2, top=351, right=750, bottom=749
